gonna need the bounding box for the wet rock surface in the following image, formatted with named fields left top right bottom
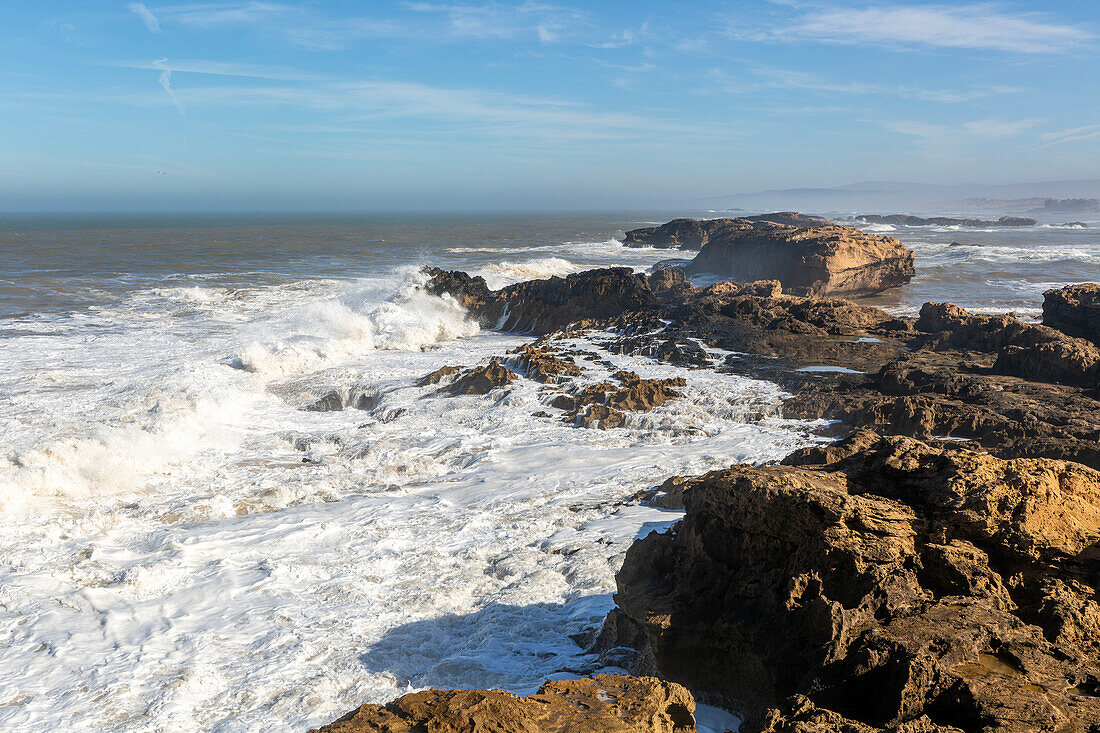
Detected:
left=612, top=431, right=1100, bottom=732
left=310, top=674, right=699, bottom=733
left=445, top=359, right=516, bottom=395
left=1045, top=283, right=1100, bottom=346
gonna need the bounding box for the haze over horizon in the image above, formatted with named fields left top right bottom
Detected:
left=3, top=1, right=1098, bottom=211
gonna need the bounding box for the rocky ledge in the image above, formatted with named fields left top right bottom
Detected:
left=311, top=674, right=700, bottom=733
left=609, top=430, right=1100, bottom=732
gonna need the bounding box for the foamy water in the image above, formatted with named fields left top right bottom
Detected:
left=1, top=211, right=1096, bottom=731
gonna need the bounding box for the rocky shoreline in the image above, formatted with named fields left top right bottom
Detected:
left=312, top=216, right=1100, bottom=732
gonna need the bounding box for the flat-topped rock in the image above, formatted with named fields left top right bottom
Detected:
left=310, top=674, right=700, bottom=733
left=1044, top=283, right=1100, bottom=346
left=623, top=213, right=833, bottom=250
left=682, top=220, right=915, bottom=297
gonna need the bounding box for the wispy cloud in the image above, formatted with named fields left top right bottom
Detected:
left=152, top=58, right=186, bottom=115
left=1039, top=123, right=1100, bottom=147
left=709, top=66, right=1021, bottom=103
left=880, top=117, right=1041, bottom=140
left=128, top=2, right=162, bottom=33
left=152, top=2, right=293, bottom=28
left=736, top=3, right=1093, bottom=54
left=148, top=3, right=410, bottom=49
left=115, top=58, right=320, bottom=81
left=402, top=1, right=586, bottom=42
left=81, top=78, right=741, bottom=144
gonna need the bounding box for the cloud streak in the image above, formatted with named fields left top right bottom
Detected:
left=1040, top=124, right=1100, bottom=147
left=709, top=66, right=1021, bottom=104
left=738, top=3, right=1093, bottom=54
left=115, top=58, right=320, bottom=81
left=128, top=2, right=162, bottom=33
left=152, top=58, right=186, bottom=115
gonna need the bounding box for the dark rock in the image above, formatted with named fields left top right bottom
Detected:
left=304, top=386, right=382, bottom=412
left=426, top=266, right=655, bottom=336
left=310, top=674, right=699, bottom=733
left=623, top=214, right=833, bottom=250
left=446, top=359, right=516, bottom=395
left=506, top=343, right=583, bottom=382
left=856, top=214, right=1038, bottom=227
left=1044, top=284, right=1100, bottom=346
left=418, top=365, right=463, bottom=386
left=916, top=302, right=1100, bottom=387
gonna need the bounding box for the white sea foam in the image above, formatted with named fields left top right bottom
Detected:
left=473, top=256, right=583, bottom=289
left=0, top=250, right=818, bottom=731
left=232, top=268, right=480, bottom=375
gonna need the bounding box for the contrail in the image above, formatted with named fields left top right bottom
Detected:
left=152, top=58, right=186, bottom=115
left=128, top=2, right=162, bottom=33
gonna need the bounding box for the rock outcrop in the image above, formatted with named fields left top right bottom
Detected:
left=683, top=221, right=914, bottom=297
left=425, top=266, right=655, bottom=336
left=623, top=214, right=832, bottom=249
left=915, top=302, right=1100, bottom=388
left=856, top=214, right=1038, bottom=227
left=445, top=359, right=516, bottom=395
left=311, top=674, right=700, bottom=733
left=552, top=370, right=686, bottom=428
left=1045, top=284, right=1100, bottom=346
left=611, top=431, right=1100, bottom=732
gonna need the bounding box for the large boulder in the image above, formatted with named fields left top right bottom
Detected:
left=1044, top=284, right=1100, bottom=346
left=683, top=221, right=915, bottom=297
left=611, top=432, right=1100, bottom=731
left=310, top=674, right=699, bottom=733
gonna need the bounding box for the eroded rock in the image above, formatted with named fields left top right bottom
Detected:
left=1045, top=284, right=1100, bottom=346
left=683, top=220, right=915, bottom=298
left=611, top=432, right=1100, bottom=731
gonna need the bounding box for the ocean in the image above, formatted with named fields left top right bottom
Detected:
left=1, top=211, right=1097, bottom=731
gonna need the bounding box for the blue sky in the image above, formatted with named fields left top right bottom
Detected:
left=2, top=1, right=1098, bottom=210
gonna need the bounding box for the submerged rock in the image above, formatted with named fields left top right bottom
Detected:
left=611, top=431, right=1100, bottom=731
left=304, top=386, right=382, bottom=412
left=310, top=674, right=700, bottom=733
left=1044, top=283, right=1100, bottom=346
